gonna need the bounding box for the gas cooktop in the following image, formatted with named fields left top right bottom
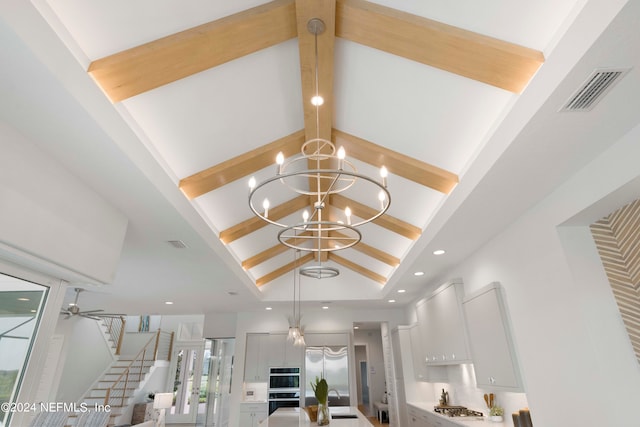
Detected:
left=434, top=406, right=484, bottom=418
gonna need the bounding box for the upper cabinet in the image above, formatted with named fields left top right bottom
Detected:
left=244, top=333, right=269, bottom=381
left=266, top=333, right=303, bottom=368
left=417, top=280, right=471, bottom=365
left=462, top=282, right=523, bottom=391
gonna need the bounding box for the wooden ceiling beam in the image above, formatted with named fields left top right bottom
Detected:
left=256, top=252, right=315, bottom=286
left=180, top=130, right=305, bottom=199
left=335, top=0, right=544, bottom=93
left=333, top=129, right=458, bottom=194
left=332, top=194, right=421, bottom=240
left=242, top=231, right=313, bottom=270
left=295, top=0, right=336, bottom=141
left=328, top=253, right=387, bottom=284
left=88, top=0, right=297, bottom=102
left=219, top=195, right=309, bottom=244
left=330, top=232, right=400, bottom=267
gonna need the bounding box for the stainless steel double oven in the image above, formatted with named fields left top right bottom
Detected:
left=267, top=367, right=301, bottom=415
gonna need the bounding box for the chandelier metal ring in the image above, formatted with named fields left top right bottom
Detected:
left=277, top=221, right=362, bottom=252
left=248, top=170, right=391, bottom=229
left=299, top=265, right=340, bottom=279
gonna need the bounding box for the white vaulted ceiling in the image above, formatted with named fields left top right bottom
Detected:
left=1, top=0, right=638, bottom=313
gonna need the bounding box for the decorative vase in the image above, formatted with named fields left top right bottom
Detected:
left=317, top=402, right=330, bottom=425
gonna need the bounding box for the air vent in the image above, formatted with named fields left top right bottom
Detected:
left=561, top=68, right=630, bottom=112
left=167, top=240, right=188, bottom=249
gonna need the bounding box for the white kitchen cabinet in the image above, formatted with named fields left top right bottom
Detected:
left=409, top=323, right=428, bottom=381
left=463, top=282, right=523, bottom=391
left=239, top=402, right=268, bottom=427
left=266, top=333, right=303, bottom=368
left=244, top=333, right=269, bottom=381
left=417, top=280, right=471, bottom=365
left=408, top=406, right=429, bottom=427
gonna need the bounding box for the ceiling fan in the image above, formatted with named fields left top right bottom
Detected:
left=59, top=288, right=124, bottom=320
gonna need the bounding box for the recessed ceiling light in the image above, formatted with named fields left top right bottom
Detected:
left=17, top=298, right=30, bottom=301
left=322, top=306, right=329, bottom=310
left=30, top=310, right=37, bottom=313
left=165, top=301, right=174, bottom=305
left=354, top=326, right=360, bottom=329
left=388, top=299, right=396, bottom=303
left=433, top=249, right=446, bottom=255
left=265, top=307, right=272, bottom=310
left=397, top=289, right=406, bottom=293
left=414, top=271, right=424, bottom=276
left=311, top=95, right=324, bottom=106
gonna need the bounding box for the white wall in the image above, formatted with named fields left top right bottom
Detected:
left=0, top=121, right=128, bottom=285
left=411, top=122, right=640, bottom=425
left=54, top=317, right=114, bottom=402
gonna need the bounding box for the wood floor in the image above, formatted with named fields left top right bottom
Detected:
left=358, top=404, right=385, bottom=427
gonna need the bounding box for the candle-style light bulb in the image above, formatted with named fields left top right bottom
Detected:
left=248, top=176, right=256, bottom=191
left=380, top=166, right=388, bottom=187
left=345, top=207, right=352, bottom=225
left=378, top=190, right=386, bottom=209
left=337, top=146, right=346, bottom=169
left=263, top=199, right=270, bottom=218
left=276, top=152, right=285, bottom=174
left=302, top=210, right=309, bottom=222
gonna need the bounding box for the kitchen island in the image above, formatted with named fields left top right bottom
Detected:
left=259, top=407, right=373, bottom=427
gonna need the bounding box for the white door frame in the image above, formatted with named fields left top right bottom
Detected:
left=166, top=341, right=205, bottom=425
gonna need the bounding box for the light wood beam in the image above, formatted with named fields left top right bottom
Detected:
left=219, top=195, right=309, bottom=244
left=336, top=0, right=544, bottom=93
left=328, top=253, right=387, bottom=284
left=256, top=253, right=315, bottom=286
left=332, top=194, right=421, bottom=240
left=180, top=130, right=305, bottom=199
left=242, top=231, right=313, bottom=270
left=295, top=0, right=336, bottom=141
left=333, top=129, right=458, bottom=194
left=330, top=232, right=400, bottom=266
left=89, top=0, right=297, bottom=102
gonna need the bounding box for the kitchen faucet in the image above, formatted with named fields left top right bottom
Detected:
left=329, top=388, right=341, bottom=400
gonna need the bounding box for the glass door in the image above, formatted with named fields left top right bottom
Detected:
left=166, top=343, right=205, bottom=424
left=204, top=339, right=234, bottom=427
left=0, top=273, right=48, bottom=427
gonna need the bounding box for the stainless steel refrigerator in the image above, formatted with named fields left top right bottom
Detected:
left=304, top=346, right=350, bottom=407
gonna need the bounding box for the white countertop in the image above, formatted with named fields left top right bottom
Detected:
left=259, top=407, right=373, bottom=427
left=407, top=402, right=509, bottom=427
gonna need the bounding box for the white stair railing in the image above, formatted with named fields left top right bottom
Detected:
left=103, top=329, right=174, bottom=408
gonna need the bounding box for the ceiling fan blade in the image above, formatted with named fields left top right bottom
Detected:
left=96, top=313, right=125, bottom=317
left=81, top=314, right=104, bottom=321
left=79, top=309, right=104, bottom=314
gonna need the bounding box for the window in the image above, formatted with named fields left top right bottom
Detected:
left=0, top=272, right=48, bottom=427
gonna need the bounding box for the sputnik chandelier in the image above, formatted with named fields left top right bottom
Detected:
left=248, top=18, right=391, bottom=279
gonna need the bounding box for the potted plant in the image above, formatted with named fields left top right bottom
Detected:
left=310, top=376, right=329, bottom=425
left=489, top=406, right=504, bottom=422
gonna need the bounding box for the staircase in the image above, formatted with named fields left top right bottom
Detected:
left=67, top=328, right=174, bottom=427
